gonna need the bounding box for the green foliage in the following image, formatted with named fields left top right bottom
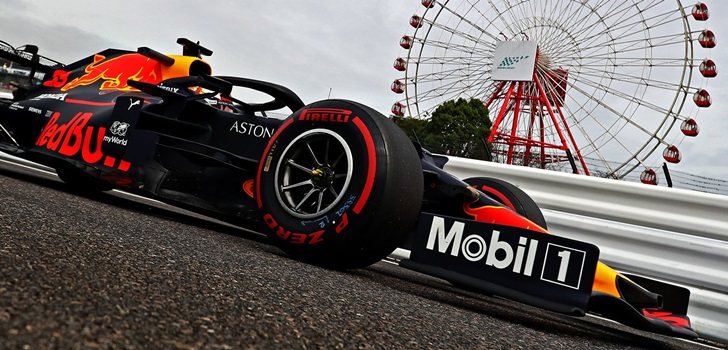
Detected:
left=395, top=98, right=492, bottom=160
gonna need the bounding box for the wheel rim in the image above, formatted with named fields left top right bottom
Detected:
left=274, top=128, right=354, bottom=219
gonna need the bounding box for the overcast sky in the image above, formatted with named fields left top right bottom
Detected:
left=1, top=1, right=726, bottom=180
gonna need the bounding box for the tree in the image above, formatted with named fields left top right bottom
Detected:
left=395, top=98, right=491, bottom=160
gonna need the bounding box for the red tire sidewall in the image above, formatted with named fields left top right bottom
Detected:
left=255, top=101, right=386, bottom=252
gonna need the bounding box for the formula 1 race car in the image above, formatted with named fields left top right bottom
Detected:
left=0, top=38, right=698, bottom=339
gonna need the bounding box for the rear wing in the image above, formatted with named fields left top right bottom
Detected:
left=0, top=40, right=63, bottom=85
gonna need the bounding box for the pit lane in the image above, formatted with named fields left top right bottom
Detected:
left=0, top=156, right=722, bottom=349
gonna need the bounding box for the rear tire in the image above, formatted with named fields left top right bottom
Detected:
left=463, top=177, right=547, bottom=229
left=56, top=165, right=114, bottom=193
left=256, top=99, right=423, bottom=269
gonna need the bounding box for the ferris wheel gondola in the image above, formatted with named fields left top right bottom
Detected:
left=392, top=0, right=716, bottom=183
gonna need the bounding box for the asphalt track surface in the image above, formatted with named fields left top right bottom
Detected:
left=0, top=158, right=723, bottom=350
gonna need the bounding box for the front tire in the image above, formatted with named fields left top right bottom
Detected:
left=256, top=100, right=423, bottom=269
left=464, top=177, right=547, bottom=229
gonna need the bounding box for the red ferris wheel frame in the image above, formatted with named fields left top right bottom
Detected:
left=484, top=49, right=589, bottom=175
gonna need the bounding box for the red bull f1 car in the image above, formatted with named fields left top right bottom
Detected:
left=0, top=38, right=699, bottom=340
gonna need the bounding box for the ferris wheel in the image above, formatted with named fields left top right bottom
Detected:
left=391, top=0, right=717, bottom=183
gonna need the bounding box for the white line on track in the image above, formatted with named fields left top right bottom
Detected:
left=0, top=152, right=264, bottom=238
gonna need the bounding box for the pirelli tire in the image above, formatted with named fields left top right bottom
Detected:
left=464, top=177, right=547, bottom=230
left=256, top=99, right=423, bottom=269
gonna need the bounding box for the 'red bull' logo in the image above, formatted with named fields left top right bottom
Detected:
left=61, top=53, right=163, bottom=92
left=35, top=111, right=131, bottom=172
left=43, top=69, right=70, bottom=88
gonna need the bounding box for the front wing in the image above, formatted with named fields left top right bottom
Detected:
left=401, top=213, right=698, bottom=339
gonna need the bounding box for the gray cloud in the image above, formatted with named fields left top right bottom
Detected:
left=3, top=0, right=726, bottom=180
left=0, top=11, right=120, bottom=62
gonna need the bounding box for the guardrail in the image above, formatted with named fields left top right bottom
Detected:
left=440, top=156, right=728, bottom=343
